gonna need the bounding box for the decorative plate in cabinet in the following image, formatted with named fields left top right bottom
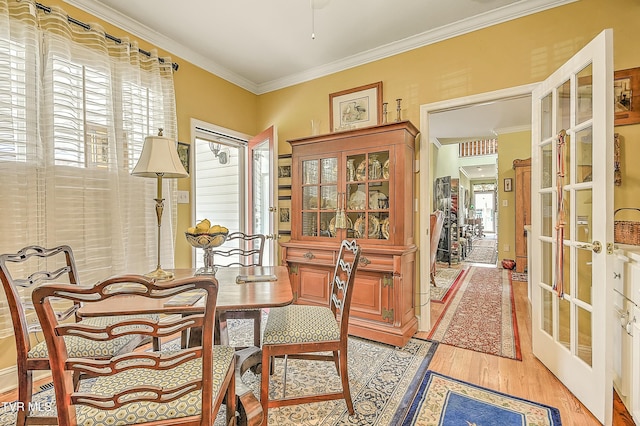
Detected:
left=381, top=218, right=390, bottom=239
left=382, top=159, right=390, bottom=179
left=329, top=216, right=353, bottom=237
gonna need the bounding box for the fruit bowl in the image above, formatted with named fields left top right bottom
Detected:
left=184, top=232, right=228, bottom=249
left=185, top=231, right=229, bottom=275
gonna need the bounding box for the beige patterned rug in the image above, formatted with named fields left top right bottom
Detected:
left=0, top=317, right=438, bottom=426
left=430, top=267, right=464, bottom=303
left=428, top=266, right=521, bottom=360
left=236, top=337, right=437, bottom=425
left=464, top=237, right=498, bottom=265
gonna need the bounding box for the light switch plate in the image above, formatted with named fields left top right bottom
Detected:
left=177, top=190, right=189, bottom=204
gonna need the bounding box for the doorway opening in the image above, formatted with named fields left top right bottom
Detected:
left=417, top=84, right=536, bottom=332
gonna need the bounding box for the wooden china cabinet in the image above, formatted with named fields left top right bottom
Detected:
left=513, top=158, right=531, bottom=273
left=280, top=121, right=418, bottom=347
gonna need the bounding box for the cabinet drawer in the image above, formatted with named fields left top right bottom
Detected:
left=286, top=247, right=334, bottom=265
left=357, top=252, right=395, bottom=273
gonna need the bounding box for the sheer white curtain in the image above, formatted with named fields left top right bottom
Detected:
left=0, top=0, right=179, bottom=336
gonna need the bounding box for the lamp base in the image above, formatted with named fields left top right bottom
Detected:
left=144, top=267, right=174, bottom=281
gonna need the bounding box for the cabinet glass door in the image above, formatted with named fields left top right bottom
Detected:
left=346, top=150, right=390, bottom=241
left=301, top=157, right=338, bottom=238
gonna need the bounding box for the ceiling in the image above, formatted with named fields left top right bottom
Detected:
left=65, top=0, right=554, bottom=179
left=66, top=0, right=572, bottom=94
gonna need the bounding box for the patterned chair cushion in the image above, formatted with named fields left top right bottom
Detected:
left=262, top=305, right=340, bottom=345
left=73, top=345, right=235, bottom=426
left=28, top=315, right=159, bottom=359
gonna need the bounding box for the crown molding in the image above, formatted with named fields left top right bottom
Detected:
left=258, top=0, right=576, bottom=94
left=459, top=167, right=471, bottom=179
left=65, top=0, right=576, bottom=95
left=495, top=124, right=532, bottom=134
left=63, top=0, right=259, bottom=93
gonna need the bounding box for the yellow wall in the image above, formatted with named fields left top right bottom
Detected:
left=614, top=125, right=640, bottom=214
left=496, top=131, right=532, bottom=263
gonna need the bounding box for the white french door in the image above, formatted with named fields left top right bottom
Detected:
left=530, top=29, right=614, bottom=424
left=248, top=126, right=277, bottom=265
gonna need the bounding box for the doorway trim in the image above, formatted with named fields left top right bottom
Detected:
left=417, top=83, right=538, bottom=332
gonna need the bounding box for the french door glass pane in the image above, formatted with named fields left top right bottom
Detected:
left=576, top=127, right=593, bottom=184
left=541, top=143, right=553, bottom=189
left=577, top=306, right=593, bottom=366
left=562, top=244, right=571, bottom=297
left=541, top=93, right=553, bottom=140
left=542, top=193, right=553, bottom=237
left=542, top=240, right=553, bottom=287
left=576, top=64, right=593, bottom=125
left=575, top=189, right=592, bottom=243
left=542, top=288, right=554, bottom=337
left=557, top=79, right=571, bottom=131
left=559, top=297, right=571, bottom=350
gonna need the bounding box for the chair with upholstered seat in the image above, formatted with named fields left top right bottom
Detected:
left=32, top=274, right=237, bottom=426
left=430, top=210, right=444, bottom=286
left=260, top=239, right=361, bottom=419
left=0, top=245, right=153, bottom=426
left=212, top=231, right=266, bottom=347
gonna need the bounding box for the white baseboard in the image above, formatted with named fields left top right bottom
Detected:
left=0, top=366, right=51, bottom=394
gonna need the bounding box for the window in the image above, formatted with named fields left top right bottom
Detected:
left=0, top=7, right=178, bottom=337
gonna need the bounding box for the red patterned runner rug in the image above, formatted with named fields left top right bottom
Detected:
left=428, top=266, right=522, bottom=360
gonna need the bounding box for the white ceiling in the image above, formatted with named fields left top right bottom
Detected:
left=65, top=0, right=572, bottom=94
left=65, top=0, right=552, bottom=179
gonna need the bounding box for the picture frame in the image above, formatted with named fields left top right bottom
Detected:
left=278, top=154, right=292, bottom=187
left=278, top=196, right=291, bottom=232
left=614, top=67, right=640, bottom=126
left=504, top=177, right=513, bottom=192
left=177, top=142, right=190, bottom=174
left=329, top=81, right=383, bottom=132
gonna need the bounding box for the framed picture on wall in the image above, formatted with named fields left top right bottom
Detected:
left=278, top=196, right=291, bottom=232
left=177, top=142, right=190, bottom=174
left=614, top=67, right=640, bottom=126
left=278, top=154, right=292, bottom=187
left=329, top=81, right=383, bottom=132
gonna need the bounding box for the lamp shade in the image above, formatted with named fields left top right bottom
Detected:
left=131, top=134, right=188, bottom=178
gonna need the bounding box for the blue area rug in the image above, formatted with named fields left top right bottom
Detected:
left=393, top=370, right=562, bottom=425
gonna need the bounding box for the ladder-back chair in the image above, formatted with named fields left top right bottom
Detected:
left=0, top=245, right=149, bottom=426
left=212, top=231, right=266, bottom=347
left=32, top=274, right=237, bottom=426
left=430, top=210, right=445, bottom=286
left=259, top=239, right=361, bottom=419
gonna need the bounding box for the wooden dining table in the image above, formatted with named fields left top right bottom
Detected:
left=77, top=265, right=293, bottom=426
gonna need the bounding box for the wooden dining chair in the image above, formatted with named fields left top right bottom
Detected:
left=32, top=274, right=237, bottom=426
left=213, top=231, right=266, bottom=347
left=259, top=239, right=361, bottom=419
left=0, top=245, right=152, bottom=426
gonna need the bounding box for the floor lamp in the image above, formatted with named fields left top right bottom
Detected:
left=132, top=129, right=188, bottom=280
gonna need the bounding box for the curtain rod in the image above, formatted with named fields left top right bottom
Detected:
left=34, top=1, right=179, bottom=71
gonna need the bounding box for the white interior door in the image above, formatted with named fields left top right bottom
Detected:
left=530, top=29, right=614, bottom=424
left=248, top=126, right=277, bottom=265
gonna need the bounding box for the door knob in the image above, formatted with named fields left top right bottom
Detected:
left=576, top=241, right=602, bottom=253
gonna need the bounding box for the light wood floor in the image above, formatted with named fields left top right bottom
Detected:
left=0, top=271, right=635, bottom=425
left=415, top=267, right=635, bottom=426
